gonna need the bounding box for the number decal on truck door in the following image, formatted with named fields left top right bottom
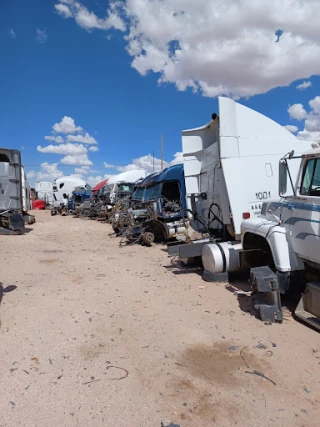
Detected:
left=256, top=191, right=271, bottom=200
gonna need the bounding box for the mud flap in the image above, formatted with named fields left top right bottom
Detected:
left=250, top=266, right=283, bottom=323
left=295, top=283, right=320, bottom=331
left=0, top=212, right=25, bottom=235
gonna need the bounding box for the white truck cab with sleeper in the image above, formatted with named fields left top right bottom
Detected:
left=170, top=97, right=311, bottom=280
left=240, top=145, right=320, bottom=329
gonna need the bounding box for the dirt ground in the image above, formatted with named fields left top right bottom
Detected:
left=0, top=210, right=319, bottom=427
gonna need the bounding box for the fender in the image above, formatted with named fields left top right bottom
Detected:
left=242, top=218, right=304, bottom=272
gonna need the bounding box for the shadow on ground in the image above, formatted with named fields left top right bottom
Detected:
left=163, top=260, right=203, bottom=276
left=0, top=283, right=17, bottom=328
left=225, top=281, right=254, bottom=316
left=23, top=227, right=34, bottom=234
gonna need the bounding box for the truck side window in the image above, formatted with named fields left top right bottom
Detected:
left=0, top=154, right=10, bottom=162
left=301, top=159, right=320, bottom=196
left=161, top=181, right=180, bottom=202
left=160, top=181, right=181, bottom=215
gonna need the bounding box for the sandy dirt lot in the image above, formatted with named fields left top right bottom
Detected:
left=0, top=210, right=319, bottom=427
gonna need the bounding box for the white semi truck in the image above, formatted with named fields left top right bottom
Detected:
left=239, top=145, right=320, bottom=329
left=169, top=97, right=311, bottom=278
left=0, top=148, right=33, bottom=234
left=52, top=176, right=89, bottom=207
left=104, top=170, right=146, bottom=207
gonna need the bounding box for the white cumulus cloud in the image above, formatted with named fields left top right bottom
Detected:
left=288, top=96, right=320, bottom=141
left=26, top=170, right=36, bottom=179
left=288, top=104, right=308, bottom=121
left=66, top=132, right=97, bottom=144
left=104, top=162, right=115, bottom=168
left=89, top=146, right=99, bottom=152
left=37, top=143, right=87, bottom=155
left=170, top=151, right=183, bottom=165
left=284, top=125, right=298, bottom=133
left=55, top=0, right=320, bottom=98
left=55, top=3, right=73, bottom=18
left=87, top=176, right=103, bottom=186
left=52, top=116, right=83, bottom=134
left=296, top=81, right=312, bottom=91
left=54, top=0, right=125, bottom=32
left=74, top=166, right=90, bottom=175
left=87, top=174, right=114, bottom=187
left=116, top=152, right=183, bottom=173
left=61, top=154, right=93, bottom=166
left=38, top=116, right=97, bottom=169
left=27, top=162, right=64, bottom=182
left=297, top=130, right=320, bottom=141
left=45, top=135, right=64, bottom=143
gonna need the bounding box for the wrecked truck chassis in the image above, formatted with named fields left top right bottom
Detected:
left=118, top=202, right=188, bottom=247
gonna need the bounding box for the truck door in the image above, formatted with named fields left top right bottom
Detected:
left=289, top=157, right=320, bottom=264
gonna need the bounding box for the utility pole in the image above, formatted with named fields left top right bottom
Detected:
left=161, top=134, right=164, bottom=170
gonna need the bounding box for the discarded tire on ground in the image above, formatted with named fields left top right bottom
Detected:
left=141, top=232, right=154, bottom=247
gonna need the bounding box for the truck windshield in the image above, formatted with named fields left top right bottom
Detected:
left=132, top=187, right=144, bottom=200
left=301, top=158, right=320, bottom=196
left=143, top=184, right=160, bottom=201
left=118, top=183, right=134, bottom=193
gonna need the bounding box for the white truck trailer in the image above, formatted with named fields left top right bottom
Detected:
left=169, top=97, right=311, bottom=280
left=35, top=181, right=54, bottom=205
left=239, top=145, right=320, bottom=329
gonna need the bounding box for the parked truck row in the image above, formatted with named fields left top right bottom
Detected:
left=3, top=97, right=319, bottom=330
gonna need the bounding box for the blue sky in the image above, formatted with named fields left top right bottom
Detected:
left=1, top=0, right=319, bottom=185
